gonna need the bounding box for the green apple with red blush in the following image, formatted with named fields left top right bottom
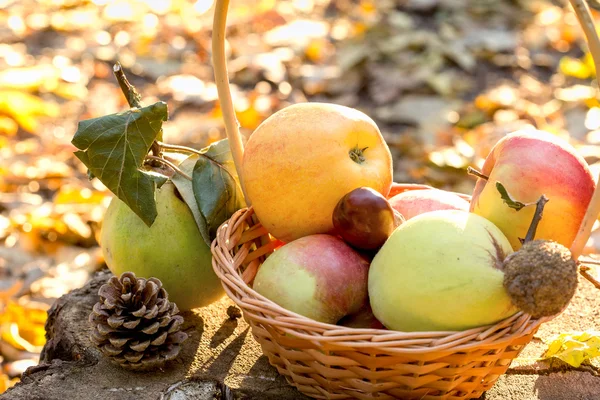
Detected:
left=470, top=129, right=595, bottom=250
left=252, top=234, right=370, bottom=324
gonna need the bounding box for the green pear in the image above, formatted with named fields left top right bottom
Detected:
left=100, top=181, right=224, bottom=310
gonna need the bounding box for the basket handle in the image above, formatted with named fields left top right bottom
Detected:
left=211, top=0, right=600, bottom=262
left=212, top=0, right=250, bottom=207
left=568, top=0, right=600, bottom=260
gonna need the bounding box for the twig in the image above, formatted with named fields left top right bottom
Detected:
left=467, top=166, right=489, bottom=181
left=158, top=141, right=203, bottom=156
left=158, top=141, right=239, bottom=185
left=113, top=62, right=162, bottom=157
left=568, top=0, right=600, bottom=260
left=212, top=0, right=249, bottom=206
left=579, top=265, right=600, bottom=290
left=146, top=155, right=192, bottom=181
left=113, top=62, right=142, bottom=108
left=523, top=195, right=549, bottom=243
left=579, top=257, right=600, bottom=265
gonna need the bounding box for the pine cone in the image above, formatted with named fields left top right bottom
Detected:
left=89, top=272, right=188, bottom=371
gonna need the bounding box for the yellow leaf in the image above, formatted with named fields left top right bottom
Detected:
left=0, top=65, right=60, bottom=92
left=0, top=116, right=18, bottom=136
left=0, top=373, right=17, bottom=394
left=53, top=185, right=108, bottom=205
left=543, top=331, right=600, bottom=367
left=559, top=56, right=594, bottom=80
left=0, top=91, right=60, bottom=133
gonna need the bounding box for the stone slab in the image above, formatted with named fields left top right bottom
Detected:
left=1, top=269, right=599, bottom=399
left=0, top=270, right=307, bottom=400
left=482, top=371, right=600, bottom=400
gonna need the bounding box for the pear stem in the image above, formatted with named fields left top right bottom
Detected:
left=523, top=195, right=549, bottom=244
left=467, top=166, right=489, bottom=180
left=158, top=141, right=204, bottom=156
left=145, top=155, right=192, bottom=181
left=113, top=62, right=142, bottom=108
left=212, top=0, right=249, bottom=205
left=568, top=0, right=600, bottom=260
left=113, top=62, right=162, bottom=158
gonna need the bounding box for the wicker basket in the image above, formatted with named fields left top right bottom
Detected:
left=211, top=183, right=551, bottom=400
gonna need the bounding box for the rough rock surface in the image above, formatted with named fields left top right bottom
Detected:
left=1, top=269, right=599, bottom=400
left=1, top=270, right=307, bottom=400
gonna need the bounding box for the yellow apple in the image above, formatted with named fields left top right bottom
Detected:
left=242, top=102, right=393, bottom=242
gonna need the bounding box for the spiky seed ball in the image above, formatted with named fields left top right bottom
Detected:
left=503, top=240, right=578, bottom=318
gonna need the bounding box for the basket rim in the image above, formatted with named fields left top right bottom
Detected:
left=211, top=186, right=554, bottom=352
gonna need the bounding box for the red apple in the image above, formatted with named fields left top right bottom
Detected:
left=388, top=189, right=470, bottom=220
left=252, top=234, right=369, bottom=324
left=470, top=129, right=595, bottom=250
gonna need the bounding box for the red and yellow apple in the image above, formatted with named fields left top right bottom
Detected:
left=470, top=129, right=595, bottom=250
left=242, top=102, right=393, bottom=243
left=252, top=234, right=370, bottom=324
left=388, top=189, right=469, bottom=220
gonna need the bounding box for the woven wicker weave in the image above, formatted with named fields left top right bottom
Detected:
left=211, top=183, right=550, bottom=400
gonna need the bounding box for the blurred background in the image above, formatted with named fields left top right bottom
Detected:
left=1, top=0, right=600, bottom=392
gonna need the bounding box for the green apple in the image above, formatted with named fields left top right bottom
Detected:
left=369, top=210, right=518, bottom=332
left=100, top=181, right=224, bottom=310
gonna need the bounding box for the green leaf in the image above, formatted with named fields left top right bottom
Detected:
left=495, top=181, right=528, bottom=211
left=192, top=139, right=245, bottom=244
left=171, top=154, right=211, bottom=245
left=72, top=102, right=169, bottom=226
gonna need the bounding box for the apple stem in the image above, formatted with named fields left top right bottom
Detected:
left=349, top=147, right=367, bottom=164
left=145, top=155, right=192, bottom=181
left=522, top=195, right=549, bottom=244
left=467, top=166, right=489, bottom=181
left=568, top=0, right=600, bottom=260
left=212, top=0, right=249, bottom=206
left=113, top=62, right=162, bottom=159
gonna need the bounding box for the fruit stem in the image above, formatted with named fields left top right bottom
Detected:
left=567, top=0, right=600, bottom=260
left=158, top=141, right=240, bottom=187
left=146, top=155, right=192, bottom=181
left=467, top=166, right=489, bottom=181
left=212, top=0, right=249, bottom=206
left=158, top=141, right=204, bottom=156
left=349, top=147, right=367, bottom=164
left=523, top=195, right=549, bottom=244
left=113, top=62, right=142, bottom=109
left=113, top=62, right=162, bottom=159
